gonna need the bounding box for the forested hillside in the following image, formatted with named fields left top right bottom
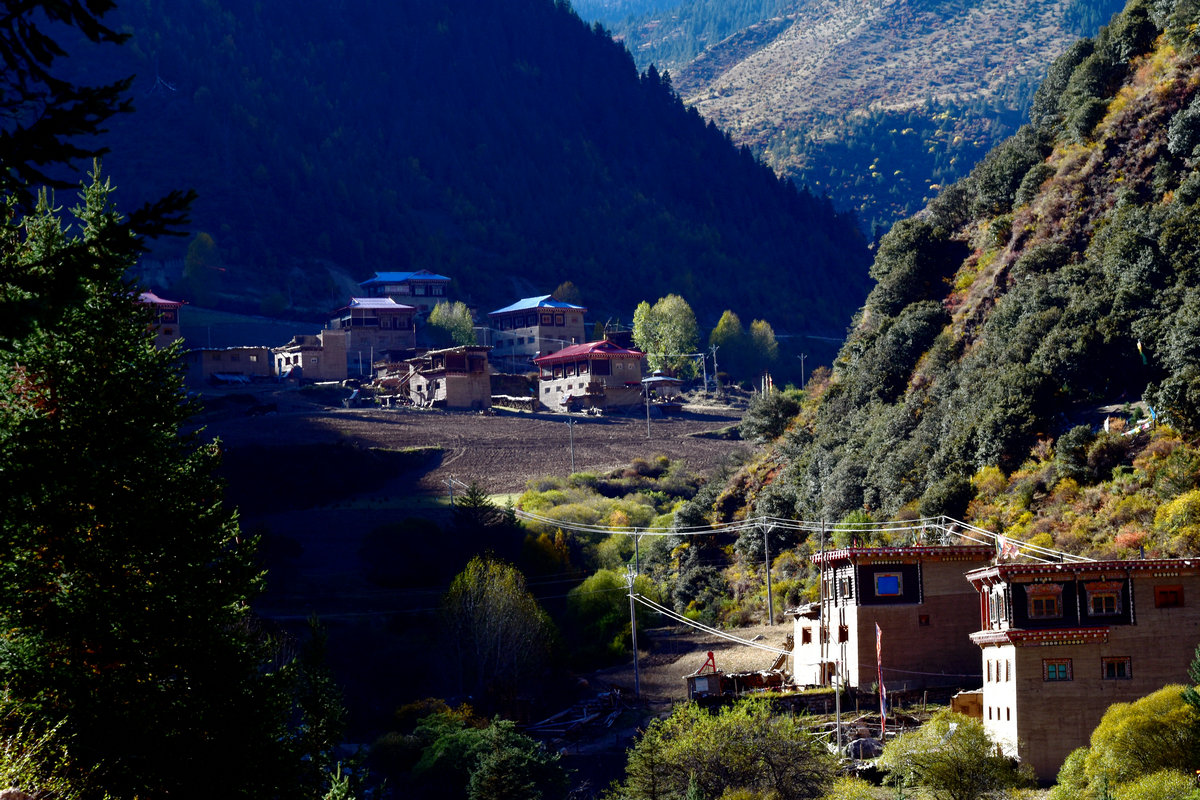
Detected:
left=596, top=0, right=1124, bottom=233
left=690, top=0, right=1200, bottom=563
left=83, top=0, right=869, bottom=334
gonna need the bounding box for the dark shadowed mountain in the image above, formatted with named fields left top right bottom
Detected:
left=79, top=0, right=870, bottom=337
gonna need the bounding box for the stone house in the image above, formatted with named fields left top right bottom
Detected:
left=966, top=558, right=1200, bottom=781
left=790, top=545, right=994, bottom=692
left=138, top=291, right=184, bottom=349
left=486, top=295, right=586, bottom=368
left=403, top=345, right=493, bottom=409
left=183, top=346, right=274, bottom=385
left=358, top=269, right=451, bottom=313
left=533, top=340, right=645, bottom=411
left=272, top=328, right=348, bottom=382
left=329, top=297, right=416, bottom=373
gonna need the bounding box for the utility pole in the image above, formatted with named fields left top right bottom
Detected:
left=700, top=352, right=708, bottom=394
left=710, top=344, right=720, bottom=393
left=644, top=388, right=651, bottom=439
left=799, top=352, right=807, bottom=388
left=565, top=418, right=576, bottom=475
left=835, top=659, right=842, bottom=754
left=626, top=564, right=641, bottom=699
left=763, top=522, right=775, bottom=626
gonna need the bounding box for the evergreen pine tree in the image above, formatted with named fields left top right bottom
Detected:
left=0, top=169, right=330, bottom=799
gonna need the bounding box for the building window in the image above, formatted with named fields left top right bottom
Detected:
left=874, top=573, right=903, bottom=596
left=987, top=661, right=992, bottom=682
left=249, top=354, right=258, bottom=362
left=1085, top=581, right=1123, bottom=616
left=838, top=577, right=853, bottom=598
left=919, top=614, right=930, bottom=626
left=801, top=627, right=812, bottom=644
left=1027, top=584, right=1064, bottom=619
left=1156, top=585, right=1184, bottom=608
left=1090, top=593, right=1118, bottom=615
left=541, top=313, right=553, bottom=325
left=162, top=327, right=174, bottom=336
left=554, top=313, right=564, bottom=326
left=1043, top=658, right=1072, bottom=682
left=838, top=625, right=849, bottom=643
left=1102, top=657, right=1131, bottom=680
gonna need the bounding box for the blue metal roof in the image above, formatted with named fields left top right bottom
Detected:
left=488, top=295, right=587, bottom=315
left=360, top=269, right=451, bottom=286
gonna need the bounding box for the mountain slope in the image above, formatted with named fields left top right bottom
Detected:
left=599, top=0, right=1124, bottom=231
left=83, top=0, right=870, bottom=336
left=719, top=0, right=1200, bottom=554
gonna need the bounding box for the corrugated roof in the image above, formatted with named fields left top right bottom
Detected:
left=360, top=269, right=451, bottom=286
left=533, top=340, right=643, bottom=365
left=489, top=294, right=587, bottom=315
left=338, top=297, right=415, bottom=312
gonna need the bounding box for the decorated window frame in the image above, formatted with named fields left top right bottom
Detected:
left=1043, top=658, right=1072, bottom=682
left=1085, top=581, right=1123, bottom=617
left=1027, top=583, right=1064, bottom=619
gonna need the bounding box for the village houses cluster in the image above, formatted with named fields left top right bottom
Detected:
left=140, top=269, right=668, bottom=413
left=141, top=274, right=1200, bottom=784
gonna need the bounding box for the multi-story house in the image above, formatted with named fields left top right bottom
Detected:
left=533, top=340, right=645, bottom=411
left=486, top=295, right=586, bottom=368
left=966, top=558, right=1200, bottom=781
left=138, top=291, right=184, bottom=349
left=790, top=544, right=994, bottom=692
left=329, top=297, right=417, bottom=373
left=358, top=270, right=451, bottom=313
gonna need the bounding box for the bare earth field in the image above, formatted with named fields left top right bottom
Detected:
left=198, top=386, right=749, bottom=495
left=191, top=386, right=754, bottom=741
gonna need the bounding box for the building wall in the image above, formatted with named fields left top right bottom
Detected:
left=274, top=329, right=348, bottom=382
left=184, top=347, right=274, bottom=384
left=791, top=616, right=825, bottom=686
left=446, top=374, right=492, bottom=409
left=844, top=592, right=984, bottom=690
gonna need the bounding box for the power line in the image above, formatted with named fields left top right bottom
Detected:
left=514, top=511, right=1091, bottom=564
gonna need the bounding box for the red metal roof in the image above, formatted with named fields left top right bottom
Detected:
left=533, top=340, right=644, bottom=365
left=810, top=545, right=996, bottom=565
